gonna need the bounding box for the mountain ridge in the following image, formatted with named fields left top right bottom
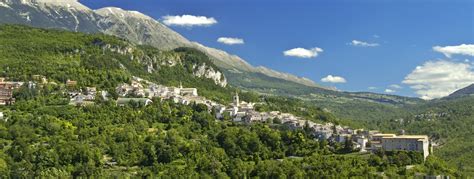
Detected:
left=0, top=0, right=427, bottom=108
left=0, top=0, right=321, bottom=88
left=447, top=83, right=474, bottom=98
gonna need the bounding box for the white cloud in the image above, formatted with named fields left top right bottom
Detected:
left=162, top=15, right=217, bottom=27
left=283, top=47, right=323, bottom=58
left=402, top=60, right=474, bottom=100
left=433, top=44, right=474, bottom=58
left=321, top=75, right=347, bottom=83
left=368, top=86, right=377, bottom=90
left=384, top=89, right=396, bottom=93
left=373, top=34, right=380, bottom=38
left=217, top=37, right=244, bottom=45
left=349, top=40, right=379, bottom=47
left=389, top=84, right=403, bottom=89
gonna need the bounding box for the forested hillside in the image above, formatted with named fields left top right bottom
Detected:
left=0, top=25, right=459, bottom=177
left=347, top=96, right=474, bottom=175
left=399, top=97, right=474, bottom=175
left=0, top=0, right=429, bottom=111
left=0, top=0, right=322, bottom=89
left=1, top=95, right=456, bottom=177
left=0, top=25, right=230, bottom=102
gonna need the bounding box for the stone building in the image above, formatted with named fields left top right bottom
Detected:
left=381, top=135, right=430, bottom=160
left=0, top=83, right=15, bottom=106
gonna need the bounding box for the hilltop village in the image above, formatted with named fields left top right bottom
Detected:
left=0, top=76, right=430, bottom=160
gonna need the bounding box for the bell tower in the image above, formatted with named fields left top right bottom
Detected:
left=233, top=91, right=240, bottom=107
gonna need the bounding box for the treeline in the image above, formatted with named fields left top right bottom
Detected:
left=0, top=91, right=457, bottom=177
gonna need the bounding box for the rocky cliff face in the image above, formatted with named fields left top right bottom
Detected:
left=193, top=64, right=227, bottom=87
left=0, top=0, right=321, bottom=89
left=0, top=0, right=101, bottom=32
left=100, top=43, right=227, bottom=87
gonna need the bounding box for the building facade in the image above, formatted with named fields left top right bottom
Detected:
left=381, top=135, right=430, bottom=160
left=0, top=83, right=15, bottom=106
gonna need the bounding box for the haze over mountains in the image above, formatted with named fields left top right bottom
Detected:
left=0, top=0, right=319, bottom=89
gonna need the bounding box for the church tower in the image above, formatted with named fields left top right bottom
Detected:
left=233, top=91, right=240, bottom=107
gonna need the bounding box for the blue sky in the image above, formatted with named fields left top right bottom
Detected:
left=80, top=0, right=474, bottom=99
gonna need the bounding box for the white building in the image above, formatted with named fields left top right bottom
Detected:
left=259, top=112, right=272, bottom=122
left=70, top=94, right=85, bottom=105
left=213, top=105, right=227, bottom=119
left=177, top=83, right=198, bottom=97
left=239, top=101, right=254, bottom=111
left=28, top=81, right=36, bottom=89
left=371, top=133, right=396, bottom=141
left=180, top=88, right=198, bottom=96
left=172, top=96, right=190, bottom=105
left=356, top=136, right=369, bottom=152
left=225, top=106, right=239, bottom=117
left=100, top=91, right=109, bottom=101
left=86, top=87, right=97, bottom=96
left=232, top=92, right=240, bottom=107
left=168, top=87, right=181, bottom=96
left=269, top=111, right=280, bottom=116
left=131, top=81, right=143, bottom=89
left=244, top=111, right=265, bottom=123
left=233, top=112, right=247, bottom=122
left=116, top=83, right=133, bottom=97
left=134, top=88, right=146, bottom=97
left=370, top=133, right=396, bottom=151
left=381, top=135, right=430, bottom=160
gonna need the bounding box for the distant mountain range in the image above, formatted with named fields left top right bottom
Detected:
left=0, top=0, right=319, bottom=88
left=0, top=0, right=429, bottom=108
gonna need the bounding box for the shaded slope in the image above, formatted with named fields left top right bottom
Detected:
left=448, top=84, right=474, bottom=98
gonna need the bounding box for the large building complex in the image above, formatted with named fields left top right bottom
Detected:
left=381, top=135, right=430, bottom=159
